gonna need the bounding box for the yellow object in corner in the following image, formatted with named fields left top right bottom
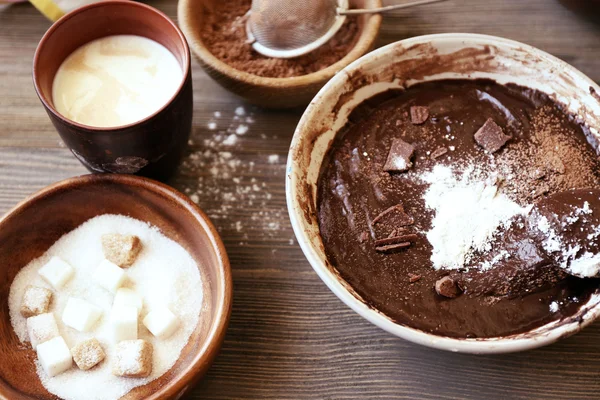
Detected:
left=29, top=0, right=64, bottom=21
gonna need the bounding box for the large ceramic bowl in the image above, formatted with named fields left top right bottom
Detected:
left=0, top=174, right=232, bottom=399
left=286, top=33, right=600, bottom=354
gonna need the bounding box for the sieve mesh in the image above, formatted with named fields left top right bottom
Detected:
left=249, top=0, right=343, bottom=51
left=247, top=0, right=447, bottom=58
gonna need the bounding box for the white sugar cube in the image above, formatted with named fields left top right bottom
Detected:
left=37, top=336, right=73, bottom=377
left=143, top=306, right=179, bottom=339
left=111, top=305, right=138, bottom=342
left=113, top=288, right=143, bottom=314
left=27, top=313, right=60, bottom=349
left=62, top=297, right=102, bottom=332
left=38, top=256, right=74, bottom=289
left=93, top=259, right=126, bottom=292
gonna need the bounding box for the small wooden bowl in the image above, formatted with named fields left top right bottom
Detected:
left=0, top=174, right=232, bottom=400
left=177, top=0, right=382, bottom=109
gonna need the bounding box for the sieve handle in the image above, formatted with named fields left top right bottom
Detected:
left=337, top=0, right=447, bottom=15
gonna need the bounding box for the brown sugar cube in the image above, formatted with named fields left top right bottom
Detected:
left=112, top=339, right=153, bottom=378
left=21, top=285, right=53, bottom=318
left=102, top=234, right=142, bottom=267
left=72, top=338, right=105, bottom=371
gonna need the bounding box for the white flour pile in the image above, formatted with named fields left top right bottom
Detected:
left=8, top=214, right=203, bottom=400
left=421, top=164, right=531, bottom=270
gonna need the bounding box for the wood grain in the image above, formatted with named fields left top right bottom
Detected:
left=2, top=0, right=600, bottom=399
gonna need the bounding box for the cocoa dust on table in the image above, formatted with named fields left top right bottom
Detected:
left=200, top=0, right=360, bottom=78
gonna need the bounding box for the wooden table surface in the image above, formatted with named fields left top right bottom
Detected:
left=2, top=0, right=600, bottom=399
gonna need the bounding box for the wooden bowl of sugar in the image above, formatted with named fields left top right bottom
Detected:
left=178, top=0, right=383, bottom=109
left=0, top=174, right=232, bottom=400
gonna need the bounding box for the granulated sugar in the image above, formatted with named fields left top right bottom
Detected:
left=8, top=215, right=203, bottom=400
left=422, top=164, right=531, bottom=270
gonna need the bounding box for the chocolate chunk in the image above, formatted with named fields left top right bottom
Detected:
left=473, top=118, right=511, bottom=153
left=410, top=106, right=429, bottom=125
left=375, top=242, right=411, bottom=253
left=430, top=147, right=448, bottom=160
left=408, top=273, right=421, bottom=283
left=374, top=234, right=418, bottom=247
left=358, top=231, right=369, bottom=243
left=383, top=139, right=415, bottom=172
left=372, top=204, right=414, bottom=227
left=435, top=276, right=462, bottom=298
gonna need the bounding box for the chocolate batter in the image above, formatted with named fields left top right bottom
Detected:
left=317, top=80, right=600, bottom=338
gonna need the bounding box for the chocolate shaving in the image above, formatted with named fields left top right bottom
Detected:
left=410, top=106, right=429, bottom=125
left=374, top=234, right=418, bottom=247
left=383, top=138, right=415, bottom=172
left=372, top=204, right=403, bottom=224
left=387, top=230, right=398, bottom=238
left=375, top=242, right=411, bottom=253
left=430, top=147, right=448, bottom=160
left=474, top=118, right=511, bottom=153
left=408, top=273, right=421, bottom=283
left=372, top=204, right=414, bottom=227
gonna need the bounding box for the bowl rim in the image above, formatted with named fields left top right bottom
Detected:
left=0, top=173, right=232, bottom=399
left=32, top=0, right=191, bottom=132
left=177, top=0, right=383, bottom=88
left=286, top=32, right=600, bottom=354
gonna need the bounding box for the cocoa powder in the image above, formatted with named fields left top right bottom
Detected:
left=497, top=105, right=600, bottom=204
left=200, top=0, right=360, bottom=78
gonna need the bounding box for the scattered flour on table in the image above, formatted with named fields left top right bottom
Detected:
left=421, top=164, right=532, bottom=270
left=8, top=214, right=203, bottom=400
left=182, top=106, right=293, bottom=245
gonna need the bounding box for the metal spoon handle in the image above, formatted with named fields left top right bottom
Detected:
left=337, top=0, right=447, bottom=15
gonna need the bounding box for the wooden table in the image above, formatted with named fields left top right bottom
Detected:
left=2, top=0, right=600, bottom=398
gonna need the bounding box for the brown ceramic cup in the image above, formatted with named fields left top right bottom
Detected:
left=33, top=0, right=193, bottom=181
